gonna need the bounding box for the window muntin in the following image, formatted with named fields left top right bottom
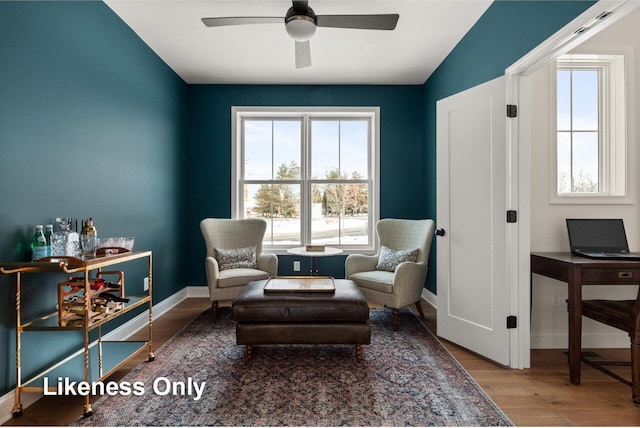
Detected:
left=233, top=108, right=379, bottom=252
left=553, top=54, right=627, bottom=201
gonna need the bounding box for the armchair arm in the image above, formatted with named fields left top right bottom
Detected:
left=345, top=254, right=379, bottom=278
left=205, top=256, right=220, bottom=290
left=257, top=253, right=278, bottom=277
left=393, top=261, right=427, bottom=304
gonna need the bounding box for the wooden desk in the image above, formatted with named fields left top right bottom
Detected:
left=530, top=252, right=640, bottom=385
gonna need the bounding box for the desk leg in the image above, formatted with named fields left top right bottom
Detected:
left=568, top=265, right=582, bottom=385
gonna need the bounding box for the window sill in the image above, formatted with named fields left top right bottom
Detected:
left=265, top=248, right=376, bottom=256
left=550, top=194, right=634, bottom=205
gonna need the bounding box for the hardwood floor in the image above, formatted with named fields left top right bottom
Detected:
left=417, top=304, right=640, bottom=426
left=4, top=297, right=640, bottom=426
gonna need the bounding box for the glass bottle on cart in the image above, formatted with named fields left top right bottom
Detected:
left=30, top=225, right=49, bottom=261
left=51, top=217, right=80, bottom=257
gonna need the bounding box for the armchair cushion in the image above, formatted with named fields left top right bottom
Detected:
left=349, top=270, right=394, bottom=293
left=218, top=268, right=272, bottom=288
left=214, top=246, right=257, bottom=271
left=376, top=245, right=419, bottom=272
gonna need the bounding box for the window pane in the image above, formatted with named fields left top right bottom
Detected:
left=557, top=132, right=571, bottom=193
left=244, top=120, right=301, bottom=180
left=557, top=70, right=571, bottom=131
left=572, top=132, right=599, bottom=193
left=340, top=120, right=369, bottom=179
left=271, top=182, right=301, bottom=245
left=244, top=183, right=302, bottom=246
left=244, top=121, right=274, bottom=180
left=572, top=70, right=599, bottom=131
left=311, top=183, right=369, bottom=245
left=273, top=121, right=301, bottom=180
left=311, top=121, right=340, bottom=178
left=310, top=120, right=369, bottom=179
left=244, top=183, right=270, bottom=218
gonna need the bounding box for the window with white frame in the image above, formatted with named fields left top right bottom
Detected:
left=554, top=54, right=627, bottom=201
left=232, top=107, right=379, bottom=252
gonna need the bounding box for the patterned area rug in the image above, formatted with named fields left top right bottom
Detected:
left=72, top=308, right=512, bottom=426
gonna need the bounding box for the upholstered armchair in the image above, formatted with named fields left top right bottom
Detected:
left=345, top=218, right=435, bottom=329
left=200, top=218, right=278, bottom=320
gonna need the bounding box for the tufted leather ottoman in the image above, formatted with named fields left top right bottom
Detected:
left=231, top=279, right=370, bottom=361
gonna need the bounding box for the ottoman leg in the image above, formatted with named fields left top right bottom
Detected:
left=356, top=344, right=363, bottom=362
left=246, top=345, right=253, bottom=361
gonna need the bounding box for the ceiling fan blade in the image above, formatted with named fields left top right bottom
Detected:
left=295, top=40, right=311, bottom=69
left=201, top=17, right=282, bottom=27
left=316, top=14, right=399, bottom=30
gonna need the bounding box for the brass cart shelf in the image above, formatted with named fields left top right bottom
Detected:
left=1, top=250, right=154, bottom=418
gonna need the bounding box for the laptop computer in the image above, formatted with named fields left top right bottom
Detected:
left=566, top=218, right=640, bottom=260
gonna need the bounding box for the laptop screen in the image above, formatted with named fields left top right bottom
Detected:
left=566, top=218, right=630, bottom=253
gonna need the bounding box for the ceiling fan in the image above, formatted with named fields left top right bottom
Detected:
left=202, top=0, right=399, bottom=69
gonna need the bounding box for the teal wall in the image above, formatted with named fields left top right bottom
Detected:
left=0, top=0, right=598, bottom=404
left=0, top=2, right=187, bottom=396
left=422, top=0, right=596, bottom=293
left=183, top=85, right=426, bottom=280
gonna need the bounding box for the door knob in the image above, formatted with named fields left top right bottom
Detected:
left=436, top=229, right=446, bottom=237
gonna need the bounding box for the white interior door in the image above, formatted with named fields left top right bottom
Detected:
left=436, top=76, right=510, bottom=366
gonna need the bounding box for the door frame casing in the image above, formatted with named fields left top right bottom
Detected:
left=506, top=0, right=639, bottom=369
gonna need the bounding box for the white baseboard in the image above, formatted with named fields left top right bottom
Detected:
left=0, top=285, right=208, bottom=424
left=186, top=285, right=210, bottom=298
left=531, top=332, right=630, bottom=349
left=422, top=288, right=437, bottom=310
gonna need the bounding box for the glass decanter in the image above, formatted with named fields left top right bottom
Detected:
left=51, top=217, right=80, bottom=257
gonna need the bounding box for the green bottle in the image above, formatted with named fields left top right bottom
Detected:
left=44, top=224, right=54, bottom=252
left=31, top=225, right=49, bottom=261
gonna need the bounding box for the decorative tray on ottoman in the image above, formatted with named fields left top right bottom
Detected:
left=263, top=276, right=335, bottom=293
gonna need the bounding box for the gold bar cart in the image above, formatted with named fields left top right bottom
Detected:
left=0, top=250, right=154, bottom=418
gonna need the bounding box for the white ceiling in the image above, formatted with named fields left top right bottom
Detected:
left=104, top=0, right=492, bottom=85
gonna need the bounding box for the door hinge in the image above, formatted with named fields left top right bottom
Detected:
left=506, top=104, right=518, bottom=118
left=506, top=210, right=517, bottom=223
left=507, top=315, right=517, bottom=329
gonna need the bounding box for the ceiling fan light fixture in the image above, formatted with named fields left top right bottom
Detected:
left=285, top=15, right=316, bottom=41
left=203, top=1, right=400, bottom=69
